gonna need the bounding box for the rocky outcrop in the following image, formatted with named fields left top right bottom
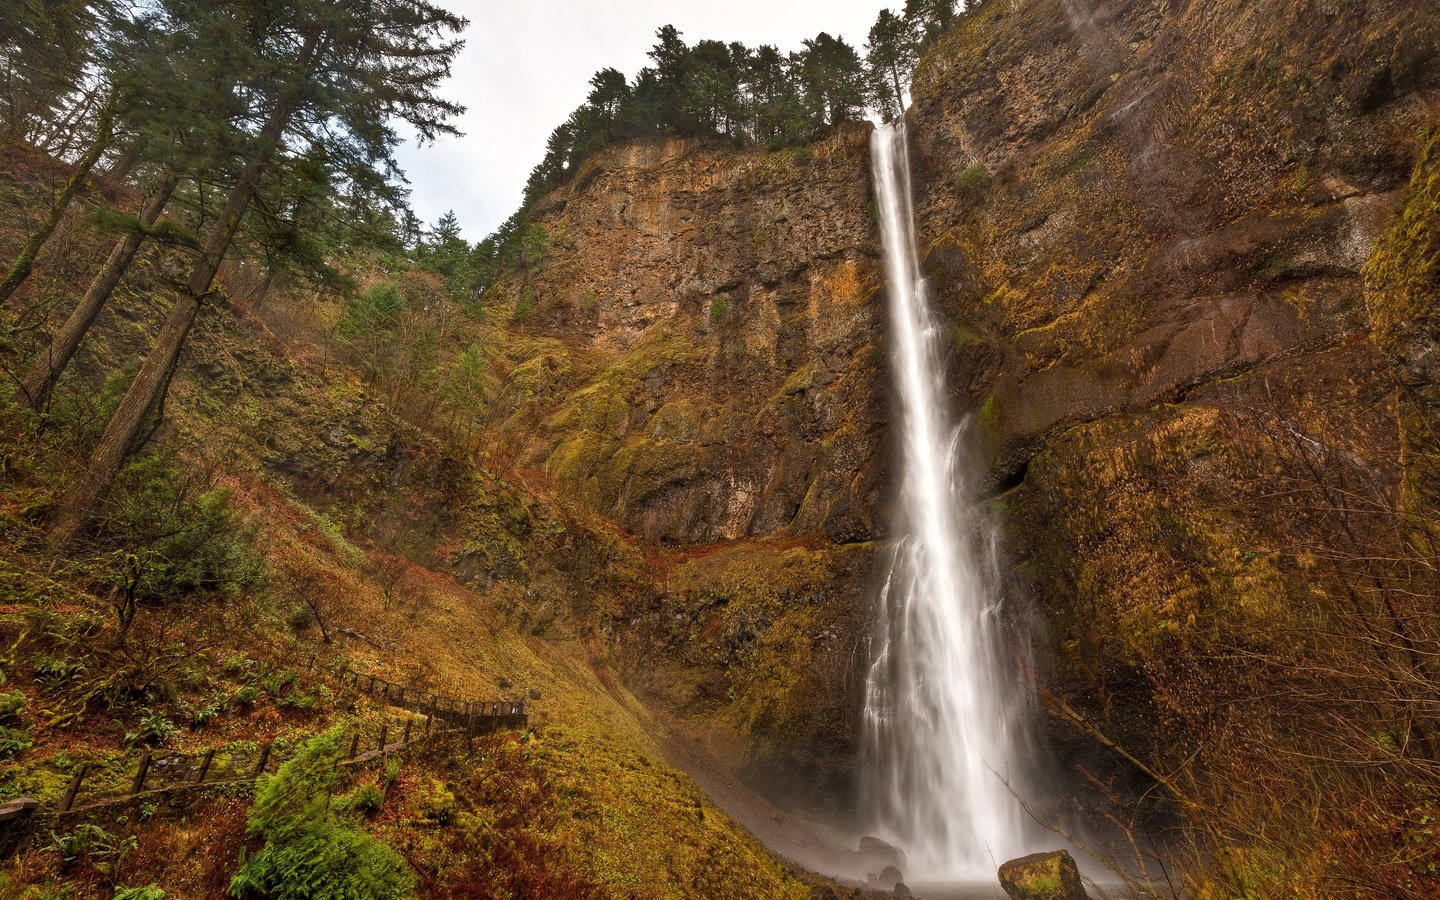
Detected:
left=499, top=128, right=887, bottom=547
left=482, top=128, right=891, bottom=813
left=904, top=0, right=1439, bottom=791
left=998, top=850, right=1089, bottom=900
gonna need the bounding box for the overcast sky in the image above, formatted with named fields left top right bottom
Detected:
left=392, top=0, right=886, bottom=242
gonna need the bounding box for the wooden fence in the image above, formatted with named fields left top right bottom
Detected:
left=10, top=663, right=528, bottom=825
left=327, top=662, right=526, bottom=732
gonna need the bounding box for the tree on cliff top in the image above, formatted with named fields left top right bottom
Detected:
left=867, top=9, right=921, bottom=121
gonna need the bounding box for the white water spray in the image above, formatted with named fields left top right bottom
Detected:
left=861, top=121, right=1034, bottom=880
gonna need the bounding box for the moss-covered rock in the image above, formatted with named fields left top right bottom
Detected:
left=997, top=850, right=1088, bottom=900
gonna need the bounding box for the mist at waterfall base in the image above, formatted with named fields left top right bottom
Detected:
left=859, top=121, right=1039, bottom=884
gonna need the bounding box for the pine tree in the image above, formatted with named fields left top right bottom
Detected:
left=0, top=0, right=109, bottom=145
left=48, top=0, right=467, bottom=547
left=867, top=8, right=921, bottom=121
left=17, top=0, right=264, bottom=406
left=588, top=68, right=629, bottom=142
left=796, top=33, right=868, bottom=128
left=420, top=210, right=477, bottom=301
left=904, top=0, right=960, bottom=49
left=0, top=87, right=116, bottom=307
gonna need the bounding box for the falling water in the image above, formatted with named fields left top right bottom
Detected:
left=861, top=121, right=1033, bottom=881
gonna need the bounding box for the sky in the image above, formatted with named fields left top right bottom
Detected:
left=392, top=0, right=887, bottom=242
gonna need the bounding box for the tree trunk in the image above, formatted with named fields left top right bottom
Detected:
left=18, top=170, right=178, bottom=409
left=47, top=33, right=322, bottom=549
left=0, top=90, right=116, bottom=308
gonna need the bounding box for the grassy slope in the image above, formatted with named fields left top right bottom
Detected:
left=0, top=143, right=814, bottom=898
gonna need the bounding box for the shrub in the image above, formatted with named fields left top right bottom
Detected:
left=44, top=823, right=137, bottom=870
left=709, top=296, right=728, bottom=324
left=126, top=710, right=176, bottom=747
left=0, top=690, right=24, bottom=722
left=957, top=161, right=991, bottom=198
left=229, top=729, right=416, bottom=900
left=512, top=286, right=535, bottom=321
left=286, top=604, right=315, bottom=632
left=337, top=282, right=404, bottom=338
left=33, top=655, right=86, bottom=687
left=0, top=726, right=31, bottom=758
left=100, top=450, right=264, bottom=644
left=188, top=698, right=223, bottom=730
left=114, top=886, right=166, bottom=900
left=350, top=783, right=384, bottom=814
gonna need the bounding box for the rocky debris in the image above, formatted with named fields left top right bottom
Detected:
left=858, top=835, right=907, bottom=870
left=997, top=850, right=1089, bottom=900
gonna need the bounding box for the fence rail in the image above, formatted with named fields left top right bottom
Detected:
left=8, top=662, right=529, bottom=828
left=325, top=662, right=527, bottom=731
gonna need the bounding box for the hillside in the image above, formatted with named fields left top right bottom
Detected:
left=0, top=0, right=1437, bottom=896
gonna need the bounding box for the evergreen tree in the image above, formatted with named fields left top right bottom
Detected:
left=588, top=67, right=629, bottom=142
left=647, top=24, right=692, bottom=132
left=49, top=0, right=467, bottom=547
left=904, top=0, right=960, bottom=49
left=18, top=0, right=271, bottom=407
left=0, top=0, right=109, bottom=146
left=867, top=8, right=921, bottom=121
left=419, top=210, right=477, bottom=301
left=795, top=33, right=868, bottom=127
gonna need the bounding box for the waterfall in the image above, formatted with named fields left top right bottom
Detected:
left=861, top=121, right=1033, bottom=881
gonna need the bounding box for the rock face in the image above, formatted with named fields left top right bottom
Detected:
left=504, top=127, right=885, bottom=547
left=478, top=0, right=1440, bottom=863
left=485, top=127, right=888, bottom=813
left=904, top=0, right=1440, bottom=811
left=998, top=850, right=1089, bottom=900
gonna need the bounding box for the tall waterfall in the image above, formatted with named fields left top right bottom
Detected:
left=861, top=121, right=1033, bottom=880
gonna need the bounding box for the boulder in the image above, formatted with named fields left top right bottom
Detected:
left=998, top=850, right=1088, bottom=900
left=878, top=865, right=903, bottom=889
left=893, top=883, right=913, bottom=899
left=858, top=835, right=907, bottom=870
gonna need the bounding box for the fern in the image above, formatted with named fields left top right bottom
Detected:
left=228, top=729, right=416, bottom=899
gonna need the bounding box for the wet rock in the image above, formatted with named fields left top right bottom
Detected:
left=998, top=850, right=1088, bottom=900
left=878, top=864, right=903, bottom=889
left=893, top=883, right=913, bottom=899
left=858, top=835, right=907, bottom=870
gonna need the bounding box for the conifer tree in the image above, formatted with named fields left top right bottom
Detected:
left=48, top=0, right=467, bottom=547
left=0, top=0, right=109, bottom=145
left=0, top=87, right=116, bottom=307
left=866, top=8, right=921, bottom=121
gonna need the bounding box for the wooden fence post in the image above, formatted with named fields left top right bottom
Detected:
left=348, top=732, right=360, bottom=759
left=254, top=743, right=272, bottom=777
left=195, top=748, right=215, bottom=784
left=131, top=753, right=152, bottom=795
left=402, top=718, right=412, bottom=745
left=60, top=764, right=88, bottom=813
left=377, top=724, right=388, bottom=752
left=424, top=712, right=432, bottom=737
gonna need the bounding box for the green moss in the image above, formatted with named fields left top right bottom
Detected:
left=1365, top=131, right=1440, bottom=358
left=780, top=364, right=814, bottom=396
